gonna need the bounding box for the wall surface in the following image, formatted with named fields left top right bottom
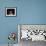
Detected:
left=0, top=0, right=46, bottom=44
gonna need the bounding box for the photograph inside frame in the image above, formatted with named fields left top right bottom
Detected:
left=18, top=24, right=46, bottom=42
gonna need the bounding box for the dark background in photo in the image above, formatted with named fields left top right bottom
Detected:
left=7, top=9, right=15, bottom=15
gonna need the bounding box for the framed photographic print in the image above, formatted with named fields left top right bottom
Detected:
left=5, top=7, right=16, bottom=16
left=18, top=24, right=46, bottom=42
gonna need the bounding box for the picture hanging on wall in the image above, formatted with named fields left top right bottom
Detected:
left=5, top=7, right=16, bottom=16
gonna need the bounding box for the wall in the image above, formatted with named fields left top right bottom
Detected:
left=0, top=0, right=46, bottom=44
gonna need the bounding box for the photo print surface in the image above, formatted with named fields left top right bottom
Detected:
left=18, top=25, right=46, bottom=41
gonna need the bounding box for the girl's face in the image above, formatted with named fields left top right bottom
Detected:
left=9, top=11, right=13, bottom=14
